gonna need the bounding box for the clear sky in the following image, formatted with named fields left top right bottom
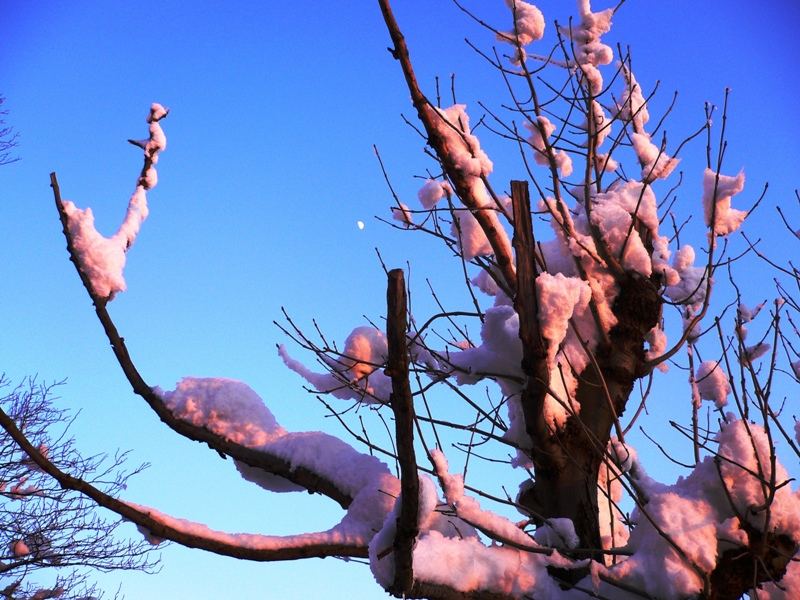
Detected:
left=2, top=1, right=799, bottom=598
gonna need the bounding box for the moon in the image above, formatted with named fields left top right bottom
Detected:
left=357, top=220, right=365, bottom=230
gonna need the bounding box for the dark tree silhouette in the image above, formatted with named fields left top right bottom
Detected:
left=0, top=379, right=157, bottom=600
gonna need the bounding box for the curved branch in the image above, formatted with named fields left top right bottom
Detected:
left=51, top=174, right=355, bottom=510
left=378, top=0, right=516, bottom=293
left=0, top=406, right=368, bottom=562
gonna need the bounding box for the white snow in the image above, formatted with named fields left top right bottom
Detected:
left=157, top=377, right=411, bottom=546
left=738, top=301, right=765, bottom=323
left=128, top=498, right=381, bottom=552
left=525, top=115, right=573, bottom=177
left=598, top=446, right=630, bottom=560
left=584, top=100, right=611, bottom=148
left=447, top=305, right=523, bottom=389
left=631, top=132, right=680, bottom=182
left=664, top=245, right=708, bottom=312
left=451, top=206, right=495, bottom=260
left=161, top=378, right=283, bottom=447
left=645, top=326, right=668, bottom=371
left=391, top=202, right=413, bottom=226
left=432, top=449, right=538, bottom=549
left=428, top=104, right=493, bottom=178
left=498, top=0, right=545, bottom=47
left=417, top=178, right=452, bottom=209
left=536, top=273, right=591, bottom=368
left=423, top=103, right=512, bottom=262
left=610, top=418, right=800, bottom=599
left=702, top=168, right=747, bottom=235
left=278, top=326, right=391, bottom=404
left=561, top=0, right=614, bottom=94
left=534, top=518, right=579, bottom=551
left=617, top=66, right=649, bottom=131
left=471, top=268, right=500, bottom=297
left=695, top=360, right=730, bottom=409
left=742, top=342, right=770, bottom=365
left=60, top=103, right=167, bottom=299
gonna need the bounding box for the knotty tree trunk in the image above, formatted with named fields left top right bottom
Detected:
left=512, top=180, right=662, bottom=557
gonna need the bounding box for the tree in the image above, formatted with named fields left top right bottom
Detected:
left=2, top=1, right=798, bottom=598
left=0, top=378, right=157, bottom=599
left=0, top=95, right=19, bottom=166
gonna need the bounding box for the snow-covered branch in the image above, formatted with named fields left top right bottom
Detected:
left=0, top=404, right=373, bottom=561
left=54, top=103, right=168, bottom=301
left=378, top=0, right=517, bottom=295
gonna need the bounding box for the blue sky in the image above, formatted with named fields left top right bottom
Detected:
left=2, top=1, right=799, bottom=598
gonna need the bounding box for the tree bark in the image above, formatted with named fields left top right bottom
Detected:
left=518, top=269, right=662, bottom=557
left=386, top=268, right=419, bottom=596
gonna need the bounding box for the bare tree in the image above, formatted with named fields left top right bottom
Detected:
left=2, top=2, right=798, bottom=599
left=0, top=95, right=18, bottom=166
left=0, top=378, right=157, bottom=600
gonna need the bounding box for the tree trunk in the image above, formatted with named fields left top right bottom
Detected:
left=519, top=271, right=662, bottom=558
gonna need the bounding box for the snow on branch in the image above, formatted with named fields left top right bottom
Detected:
left=278, top=326, right=392, bottom=404
left=525, top=115, right=573, bottom=177
left=156, top=377, right=405, bottom=534
left=610, top=418, right=800, bottom=599
left=54, top=103, right=168, bottom=301
left=0, top=404, right=372, bottom=561
left=431, top=450, right=543, bottom=552
left=560, top=0, right=614, bottom=95
left=51, top=224, right=382, bottom=511
left=703, top=167, right=747, bottom=236
left=45, top=1, right=800, bottom=595
left=379, top=0, right=516, bottom=292
left=497, top=0, right=545, bottom=48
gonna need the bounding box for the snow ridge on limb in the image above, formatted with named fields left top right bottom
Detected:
left=53, top=170, right=388, bottom=509
left=372, top=453, right=579, bottom=600
left=560, top=0, right=614, bottom=95
left=497, top=0, right=545, bottom=48
left=0, top=405, right=373, bottom=561
left=378, top=0, right=516, bottom=294
left=277, top=325, right=392, bottom=404
left=56, top=103, right=168, bottom=300
left=497, top=0, right=545, bottom=64
left=608, top=418, right=800, bottom=599
left=153, top=376, right=406, bottom=530
left=703, top=167, right=747, bottom=235
left=431, top=450, right=543, bottom=551
left=525, top=115, right=573, bottom=177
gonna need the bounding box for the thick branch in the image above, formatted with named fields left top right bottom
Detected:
left=51, top=172, right=352, bottom=509
left=378, top=0, right=516, bottom=292
left=0, top=406, right=367, bottom=562
left=386, top=269, right=419, bottom=595
left=511, top=181, right=561, bottom=470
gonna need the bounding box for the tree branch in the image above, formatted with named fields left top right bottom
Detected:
left=511, top=181, right=559, bottom=470
left=386, top=268, right=419, bottom=595
left=51, top=172, right=355, bottom=509
left=0, top=405, right=368, bottom=562
left=378, top=0, right=516, bottom=293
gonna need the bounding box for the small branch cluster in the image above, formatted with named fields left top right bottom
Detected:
left=0, top=378, right=156, bottom=600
